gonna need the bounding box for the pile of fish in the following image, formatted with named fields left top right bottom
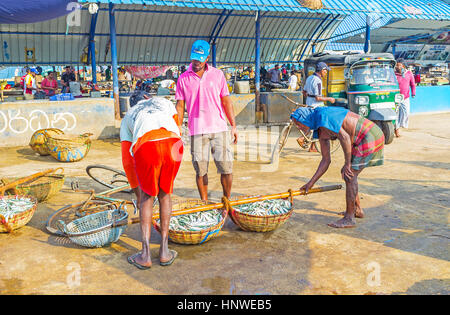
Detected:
left=0, top=196, right=35, bottom=223
left=234, top=199, right=292, bottom=216
left=158, top=209, right=223, bottom=232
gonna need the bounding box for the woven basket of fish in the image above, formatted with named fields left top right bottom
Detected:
left=153, top=199, right=228, bottom=245
left=29, top=128, right=65, bottom=156
left=56, top=207, right=128, bottom=248
left=46, top=133, right=92, bottom=162
left=229, top=197, right=293, bottom=232
left=1, top=174, right=65, bottom=202
left=0, top=195, right=38, bottom=233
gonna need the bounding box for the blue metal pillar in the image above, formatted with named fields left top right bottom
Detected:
left=364, top=15, right=371, bottom=53
left=392, top=43, right=396, bottom=57
left=255, top=11, right=261, bottom=115
left=89, top=12, right=98, bottom=84
left=109, top=3, right=120, bottom=119
left=212, top=42, right=217, bottom=67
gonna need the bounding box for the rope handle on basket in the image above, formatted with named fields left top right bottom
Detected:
left=222, top=196, right=247, bottom=230
left=287, top=189, right=294, bottom=206
left=222, top=196, right=232, bottom=213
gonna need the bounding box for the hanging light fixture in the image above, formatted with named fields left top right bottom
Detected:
left=88, top=3, right=99, bottom=14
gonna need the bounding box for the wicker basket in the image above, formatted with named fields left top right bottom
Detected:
left=229, top=196, right=293, bottom=232
left=153, top=199, right=227, bottom=245
left=298, top=0, right=323, bottom=10
left=1, top=174, right=65, bottom=202
left=57, top=208, right=127, bottom=248
left=46, top=133, right=92, bottom=162
left=29, top=128, right=64, bottom=156
left=0, top=195, right=38, bottom=233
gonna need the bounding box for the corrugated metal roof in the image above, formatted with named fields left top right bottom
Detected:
left=80, top=0, right=450, bottom=20
left=0, top=4, right=343, bottom=65
left=335, top=19, right=450, bottom=44
left=323, top=14, right=394, bottom=51
left=1, top=1, right=448, bottom=66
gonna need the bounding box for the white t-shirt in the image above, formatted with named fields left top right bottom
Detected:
left=288, top=75, right=298, bottom=91
left=304, top=73, right=324, bottom=108
left=120, top=97, right=180, bottom=156
left=24, top=74, right=36, bottom=96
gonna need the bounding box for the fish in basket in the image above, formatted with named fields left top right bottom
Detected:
left=56, top=207, right=128, bottom=248
left=229, top=197, right=293, bottom=232
left=46, top=133, right=93, bottom=162
left=29, top=128, right=64, bottom=156
left=1, top=174, right=65, bottom=202
left=153, top=199, right=228, bottom=245
left=0, top=195, right=38, bottom=233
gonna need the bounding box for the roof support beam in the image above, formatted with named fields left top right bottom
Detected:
left=297, top=14, right=332, bottom=62
left=312, top=14, right=340, bottom=52
left=81, top=7, right=329, bottom=20
left=209, top=9, right=233, bottom=67
left=255, top=10, right=262, bottom=116
left=364, top=15, right=371, bottom=53
left=109, top=3, right=120, bottom=120
left=0, top=31, right=310, bottom=41
left=87, top=12, right=99, bottom=84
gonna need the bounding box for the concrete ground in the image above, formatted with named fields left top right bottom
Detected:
left=0, top=112, right=449, bottom=295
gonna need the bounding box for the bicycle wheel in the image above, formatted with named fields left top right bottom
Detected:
left=315, top=139, right=341, bottom=155
left=278, top=122, right=293, bottom=154
left=86, top=165, right=132, bottom=193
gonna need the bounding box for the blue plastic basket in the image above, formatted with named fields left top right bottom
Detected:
left=57, top=209, right=128, bottom=248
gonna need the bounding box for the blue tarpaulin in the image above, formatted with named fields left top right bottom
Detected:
left=0, top=0, right=72, bottom=24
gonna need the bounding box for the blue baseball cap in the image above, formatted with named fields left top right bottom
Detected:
left=316, top=62, right=330, bottom=71
left=30, top=68, right=38, bottom=74
left=190, top=40, right=210, bottom=62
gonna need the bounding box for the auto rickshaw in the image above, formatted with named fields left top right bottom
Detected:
left=304, top=52, right=403, bottom=144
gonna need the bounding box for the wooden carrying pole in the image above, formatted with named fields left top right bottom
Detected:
left=126, top=184, right=342, bottom=224
left=0, top=168, right=63, bottom=195
left=47, top=185, right=342, bottom=237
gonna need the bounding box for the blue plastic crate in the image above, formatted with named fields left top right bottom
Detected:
left=49, top=93, right=74, bottom=101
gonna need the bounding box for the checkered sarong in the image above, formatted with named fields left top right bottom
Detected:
left=351, top=117, right=384, bottom=170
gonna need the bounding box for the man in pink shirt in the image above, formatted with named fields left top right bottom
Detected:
left=394, top=58, right=416, bottom=138
left=176, top=40, right=237, bottom=201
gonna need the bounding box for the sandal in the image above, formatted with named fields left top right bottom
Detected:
left=127, top=254, right=151, bottom=270
left=160, top=250, right=178, bottom=266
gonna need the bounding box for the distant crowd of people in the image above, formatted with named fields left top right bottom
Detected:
left=19, top=65, right=79, bottom=99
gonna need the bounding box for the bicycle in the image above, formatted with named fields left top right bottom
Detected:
left=269, top=96, right=341, bottom=162
left=85, top=165, right=132, bottom=193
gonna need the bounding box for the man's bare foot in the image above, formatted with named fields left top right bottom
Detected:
left=395, top=129, right=400, bottom=137
left=328, top=217, right=356, bottom=228
left=308, top=145, right=318, bottom=153
left=339, top=208, right=364, bottom=218
left=127, top=253, right=152, bottom=269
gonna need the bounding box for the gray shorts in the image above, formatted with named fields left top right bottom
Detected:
left=191, top=131, right=233, bottom=176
